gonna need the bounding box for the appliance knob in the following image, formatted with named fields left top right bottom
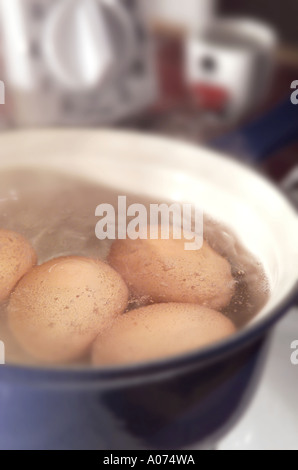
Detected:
left=42, top=0, right=119, bottom=91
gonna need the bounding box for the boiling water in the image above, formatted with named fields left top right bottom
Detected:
left=0, top=170, right=269, bottom=366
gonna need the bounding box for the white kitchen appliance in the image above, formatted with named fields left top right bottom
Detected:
left=185, top=18, right=277, bottom=120
left=0, top=0, right=157, bottom=126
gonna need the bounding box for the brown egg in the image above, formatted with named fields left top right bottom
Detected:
left=8, top=256, right=129, bottom=363
left=92, top=303, right=236, bottom=366
left=108, top=235, right=235, bottom=310
left=0, top=229, right=37, bottom=302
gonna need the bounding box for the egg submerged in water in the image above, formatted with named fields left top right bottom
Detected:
left=108, top=235, right=235, bottom=310
left=8, top=256, right=129, bottom=363
left=92, top=303, right=236, bottom=366
left=0, top=229, right=37, bottom=302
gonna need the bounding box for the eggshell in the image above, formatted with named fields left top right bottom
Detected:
left=8, top=256, right=129, bottom=363
left=108, top=236, right=235, bottom=310
left=0, top=229, right=37, bottom=302
left=92, top=302, right=236, bottom=366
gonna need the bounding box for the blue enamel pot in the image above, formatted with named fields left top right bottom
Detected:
left=0, top=100, right=297, bottom=450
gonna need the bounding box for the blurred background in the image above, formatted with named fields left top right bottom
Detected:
left=0, top=0, right=297, bottom=187
left=0, top=0, right=297, bottom=451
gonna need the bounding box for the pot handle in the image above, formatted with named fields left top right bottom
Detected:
left=212, top=97, right=298, bottom=163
